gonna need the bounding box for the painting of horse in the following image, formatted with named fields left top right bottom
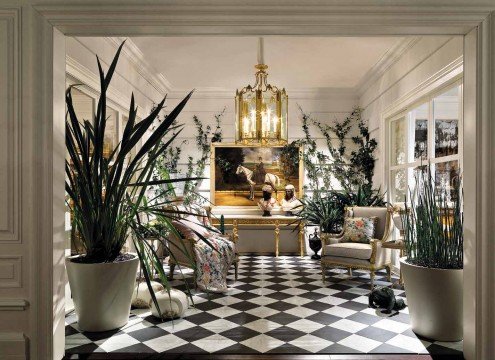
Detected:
left=212, top=145, right=302, bottom=206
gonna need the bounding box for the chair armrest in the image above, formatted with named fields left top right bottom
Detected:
left=321, top=233, right=343, bottom=245
left=370, top=239, right=381, bottom=265
left=329, top=230, right=344, bottom=238
left=320, top=233, right=343, bottom=256
left=370, top=239, right=391, bottom=266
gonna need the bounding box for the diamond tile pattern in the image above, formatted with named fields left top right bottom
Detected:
left=65, top=255, right=462, bottom=356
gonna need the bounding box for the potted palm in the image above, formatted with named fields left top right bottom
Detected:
left=298, top=194, right=343, bottom=253
left=400, top=167, right=463, bottom=341
left=65, top=42, right=198, bottom=332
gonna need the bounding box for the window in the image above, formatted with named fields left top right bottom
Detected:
left=388, top=82, right=462, bottom=204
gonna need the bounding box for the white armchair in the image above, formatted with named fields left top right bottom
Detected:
left=321, top=206, right=393, bottom=288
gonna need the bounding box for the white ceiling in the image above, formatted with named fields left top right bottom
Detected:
left=129, top=36, right=406, bottom=91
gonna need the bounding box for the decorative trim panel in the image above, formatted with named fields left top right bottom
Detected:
left=0, top=256, right=22, bottom=288
left=356, top=37, right=422, bottom=97
left=0, top=332, right=27, bottom=359
left=0, top=299, right=29, bottom=311
left=66, top=55, right=148, bottom=119
left=105, top=37, right=172, bottom=94
left=0, top=9, right=20, bottom=243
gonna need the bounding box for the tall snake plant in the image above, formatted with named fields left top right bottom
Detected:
left=66, top=41, right=204, bottom=313
left=402, top=166, right=463, bottom=269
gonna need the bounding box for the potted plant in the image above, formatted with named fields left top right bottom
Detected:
left=400, top=167, right=463, bottom=341
left=298, top=194, right=343, bottom=247
left=65, top=42, right=197, bottom=332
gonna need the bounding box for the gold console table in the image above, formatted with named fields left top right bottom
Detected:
left=212, top=214, right=305, bottom=257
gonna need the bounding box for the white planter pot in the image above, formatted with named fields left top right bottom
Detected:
left=66, top=253, right=139, bottom=332
left=400, top=258, right=463, bottom=341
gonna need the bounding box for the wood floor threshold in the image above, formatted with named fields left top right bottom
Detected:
left=64, top=354, right=464, bottom=360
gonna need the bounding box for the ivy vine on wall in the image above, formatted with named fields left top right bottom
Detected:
left=183, top=109, right=225, bottom=204
left=288, top=106, right=378, bottom=194
left=150, top=105, right=226, bottom=205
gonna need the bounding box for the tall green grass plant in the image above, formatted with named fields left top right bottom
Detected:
left=402, top=167, right=463, bottom=269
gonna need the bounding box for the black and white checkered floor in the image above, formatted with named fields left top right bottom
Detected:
left=65, top=255, right=463, bottom=356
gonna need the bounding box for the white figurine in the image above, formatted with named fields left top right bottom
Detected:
left=258, top=183, right=278, bottom=216
left=281, top=184, right=302, bottom=216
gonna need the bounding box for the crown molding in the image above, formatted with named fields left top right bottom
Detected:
left=66, top=55, right=148, bottom=118
left=168, top=87, right=358, bottom=99
left=105, top=37, right=172, bottom=94
left=355, top=36, right=422, bottom=97
left=380, top=55, right=463, bottom=121
left=36, top=4, right=492, bottom=36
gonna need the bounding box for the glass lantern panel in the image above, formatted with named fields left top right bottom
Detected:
left=280, top=94, right=288, bottom=142
left=261, top=92, right=278, bottom=141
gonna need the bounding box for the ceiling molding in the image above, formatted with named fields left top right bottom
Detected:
left=380, top=55, right=463, bottom=121
left=36, top=4, right=492, bottom=36
left=105, top=37, right=172, bottom=94
left=355, top=36, right=422, bottom=97
left=66, top=55, right=148, bottom=118
left=168, top=87, right=358, bottom=100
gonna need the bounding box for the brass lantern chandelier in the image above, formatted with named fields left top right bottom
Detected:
left=235, top=38, right=288, bottom=144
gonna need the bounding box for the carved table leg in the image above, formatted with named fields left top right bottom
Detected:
left=275, top=220, right=280, bottom=257
left=232, top=219, right=239, bottom=244
left=298, top=222, right=304, bottom=257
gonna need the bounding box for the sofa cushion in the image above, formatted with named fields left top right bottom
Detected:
left=324, top=242, right=373, bottom=260
left=350, top=207, right=388, bottom=239
left=342, top=216, right=377, bottom=243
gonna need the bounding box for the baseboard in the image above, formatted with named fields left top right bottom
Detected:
left=0, top=332, right=27, bottom=359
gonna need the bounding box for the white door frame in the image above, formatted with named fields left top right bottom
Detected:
left=5, top=2, right=493, bottom=359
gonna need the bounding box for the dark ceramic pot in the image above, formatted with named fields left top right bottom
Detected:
left=308, top=230, right=322, bottom=259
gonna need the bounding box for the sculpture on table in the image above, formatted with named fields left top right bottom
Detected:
left=258, top=183, right=278, bottom=217
left=368, top=285, right=407, bottom=314
left=281, top=184, right=302, bottom=216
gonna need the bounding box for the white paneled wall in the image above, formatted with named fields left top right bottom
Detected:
left=65, top=37, right=359, bottom=255
left=164, top=90, right=358, bottom=202
left=359, top=36, right=463, bottom=190
left=164, top=90, right=358, bottom=254
left=358, top=36, right=463, bottom=271
left=67, top=37, right=164, bottom=112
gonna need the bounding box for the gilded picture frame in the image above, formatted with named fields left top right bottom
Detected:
left=210, top=143, right=304, bottom=208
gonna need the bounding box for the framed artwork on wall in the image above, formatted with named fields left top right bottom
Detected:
left=211, top=143, right=304, bottom=207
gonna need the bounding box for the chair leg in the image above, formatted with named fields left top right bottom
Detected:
left=348, top=268, right=353, bottom=276
left=234, top=261, right=239, bottom=281
left=386, top=265, right=392, bottom=282
left=168, top=263, right=175, bottom=280
left=321, top=264, right=326, bottom=282
left=370, top=271, right=375, bottom=289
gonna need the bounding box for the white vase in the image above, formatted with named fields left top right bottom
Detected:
left=400, top=257, right=463, bottom=341
left=66, top=254, right=139, bottom=332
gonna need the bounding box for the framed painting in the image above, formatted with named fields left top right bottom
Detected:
left=211, top=143, right=304, bottom=207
